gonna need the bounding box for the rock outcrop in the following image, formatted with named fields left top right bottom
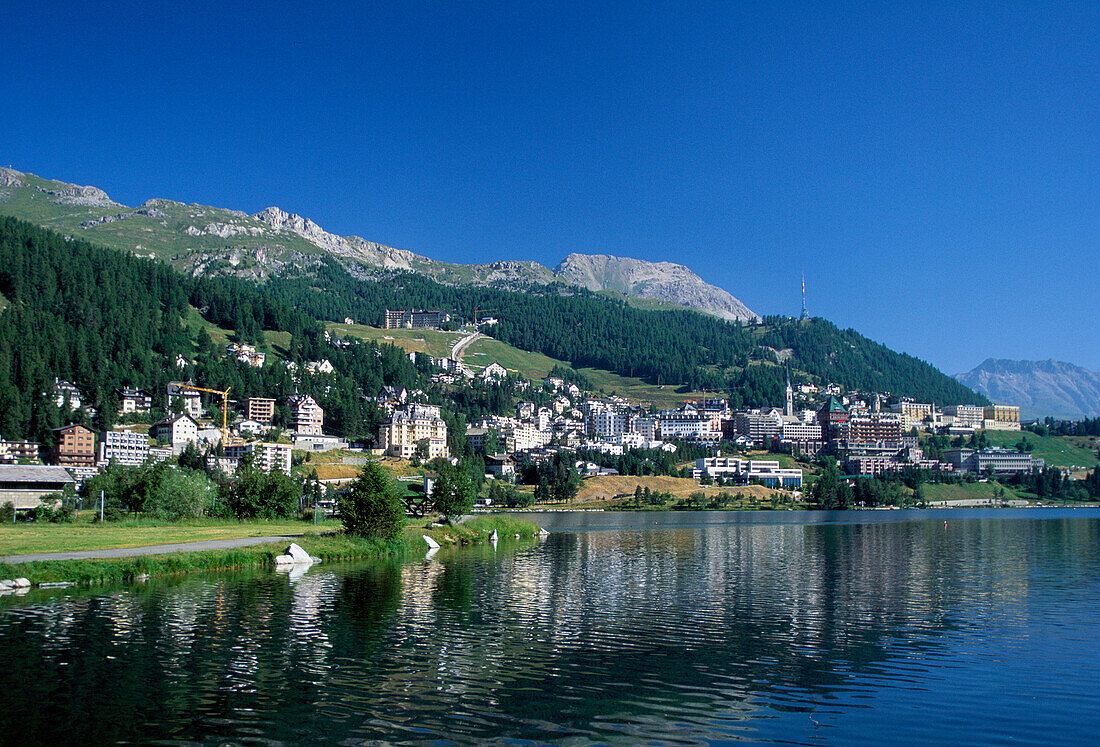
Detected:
left=555, top=253, right=758, bottom=322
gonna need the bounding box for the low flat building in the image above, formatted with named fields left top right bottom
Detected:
left=693, top=457, right=803, bottom=488
left=0, top=465, right=75, bottom=513
left=942, top=447, right=1042, bottom=474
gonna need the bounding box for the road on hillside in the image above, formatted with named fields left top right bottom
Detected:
left=0, top=535, right=308, bottom=564
left=451, top=331, right=483, bottom=361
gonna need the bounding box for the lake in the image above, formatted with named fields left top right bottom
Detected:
left=2, top=509, right=1099, bottom=744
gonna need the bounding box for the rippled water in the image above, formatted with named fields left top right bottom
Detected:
left=2, top=509, right=1100, bottom=745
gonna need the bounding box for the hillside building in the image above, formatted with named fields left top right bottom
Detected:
left=116, top=387, right=153, bottom=414
left=225, top=442, right=292, bottom=474
left=151, top=414, right=201, bottom=454
left=383, top=309, right=450, bottom=330
left=982, top=404, right=1021, bottom=431
left=246, top=397, right=277, bottom=424
left=167, top=382, right=203, bottom=419
left=380, top=404, right=449, bottom=459
left=99, top=430, right=150, bottom=466
left=287, top=394, right=324, bottom=435
left=50, top=424, right=96, bottom=468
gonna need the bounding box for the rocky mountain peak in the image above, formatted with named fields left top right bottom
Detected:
left=555, top=253, right=759, bottom=322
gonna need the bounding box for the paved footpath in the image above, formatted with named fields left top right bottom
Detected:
left=0, top=535, right=305, bottom=564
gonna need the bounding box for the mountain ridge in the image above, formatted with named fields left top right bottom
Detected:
left=955, top=358, right=1100, bottom=420
left=0, top=166, right=755, bottom=321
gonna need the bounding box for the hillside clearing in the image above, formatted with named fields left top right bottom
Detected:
left=574, top=475, right=785, bottom=504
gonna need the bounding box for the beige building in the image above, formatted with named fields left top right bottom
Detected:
left=944, top=404, right=985, bottom=429
left=380, top=404, right=449, bottom=459
left=287, top=394, right=324, bottom=435
left=889, top=401, right=934, bottom=430
left=247, top=397, right=276, bottom=424
left=50, top=425, right=96, bottom=468
left=983, top=404, right=1021, bottom=431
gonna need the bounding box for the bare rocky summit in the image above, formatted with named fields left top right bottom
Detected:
left=555, top=253, right=759, bottom=322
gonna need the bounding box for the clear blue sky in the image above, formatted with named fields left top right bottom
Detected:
left=2, top=1, right=1097, bottom=374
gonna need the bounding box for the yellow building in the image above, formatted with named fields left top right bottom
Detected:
left=379, top=404, right=449, bottom=459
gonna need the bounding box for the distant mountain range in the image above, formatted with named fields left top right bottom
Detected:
left=956, top=359, right=1100, bottom=421
left=0, top=167, right=759, bottom=323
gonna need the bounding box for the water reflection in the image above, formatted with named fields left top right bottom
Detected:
left=0, top=512, right=1098, bottom=744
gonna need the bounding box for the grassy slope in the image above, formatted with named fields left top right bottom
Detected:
left=326, top=322, right=465, bottom=359
left=185, top=306, right=290, bottom=359
left=982, top=430, right=1099, bottom=470
left=574, top=475, right=783, bottom=503
left=923, top=482, right=1027, bottom=503
left=328, top=322, right=707, bottom=407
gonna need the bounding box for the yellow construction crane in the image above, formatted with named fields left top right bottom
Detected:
left=169, top=382, right=232, bottom=445
left=473, top=305, right=498, bottom=325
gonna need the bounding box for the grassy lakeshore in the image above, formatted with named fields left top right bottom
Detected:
left=0, top=515, right=540, bottom=586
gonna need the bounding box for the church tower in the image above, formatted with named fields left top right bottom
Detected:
left=785, top=369, right=794, bottom=417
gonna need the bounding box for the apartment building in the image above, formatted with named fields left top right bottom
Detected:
left=50, top=424, right=96, bottom=468
left=246, top=397, right=276, bottom=424
left=116, top=387, right=153, bottom=414
left=383, top=309, right=450, bottom=329
left=99, top=430, right=150, bottom=466
left=167, top=383, right=203, bottom=419
left=287, top=394, right=324, bottom=435
left=151, top=414, right=200, bottom=454
left=380, top=404, right=449, bottom=459
left=224, top=442, right=292, bottom=474
left=982, top=404, right=1021, bottom=431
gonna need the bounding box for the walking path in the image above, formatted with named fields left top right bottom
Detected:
left=450, top=331, right=483, bottom=361
left=0, top=535, right=305, bottom=564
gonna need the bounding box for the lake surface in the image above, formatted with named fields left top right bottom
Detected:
left=2, top=509, right=1099, bottom=745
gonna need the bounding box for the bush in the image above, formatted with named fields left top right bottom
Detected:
left=339, top=462, right=405, bottom=540
left=147, top=469, right=212, bottom=521
left=0, top=502, right=13, bottom=523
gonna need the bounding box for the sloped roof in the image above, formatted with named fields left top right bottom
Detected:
left=0, top=465, right=75, bottom=484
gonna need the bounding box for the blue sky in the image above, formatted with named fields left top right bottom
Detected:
left=2, top=1, right=1097, bottom=374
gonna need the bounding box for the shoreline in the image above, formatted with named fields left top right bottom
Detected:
left=0, top=515, right=541, bottom=589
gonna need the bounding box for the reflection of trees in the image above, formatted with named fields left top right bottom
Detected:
left=0, top=517, right=1094, bottom=743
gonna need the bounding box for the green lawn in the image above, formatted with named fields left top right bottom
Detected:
left=982, top=430, right=1099, bottom=470
left=326, top=322, right=464, bottom=359
left=0, top=518, right=343, bottom=557
left=923, top=482, right=1027, bottom=503
left=464, top=335, right=568, bottom=378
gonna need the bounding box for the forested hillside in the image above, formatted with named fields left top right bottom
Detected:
left=0, top=217, right=983, bottom=449
left=266, top=257, right=985, bottom=406
left=0, top=218, right=424, bottom=444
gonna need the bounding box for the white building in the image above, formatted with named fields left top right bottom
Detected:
left=287, top=393, right=324, bottom=435
left=167, top=383, right=203, bottom=419
left=99, top=430, right=150, bottom=466
left=225, top=442, right=292, bottom=474
left=150, top=414, right=200, bottom=454
left=693, top=457, right=803, bottom=488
